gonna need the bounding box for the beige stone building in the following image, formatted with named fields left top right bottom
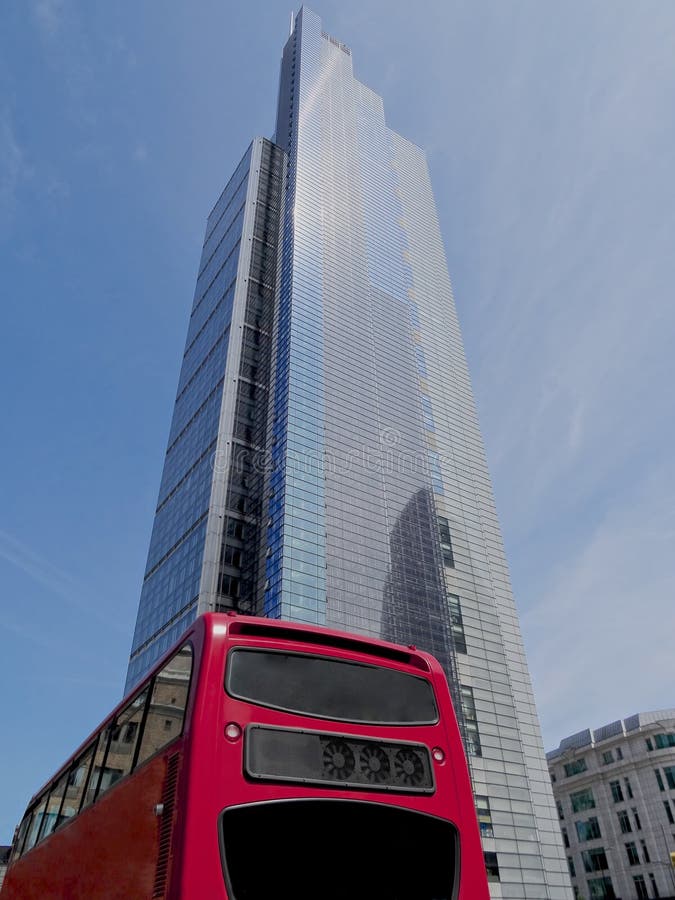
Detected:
left=548, top=710, right=675, bottom=899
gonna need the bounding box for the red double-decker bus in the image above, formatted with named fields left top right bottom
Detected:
left=2, top=613, right=489, bottom=899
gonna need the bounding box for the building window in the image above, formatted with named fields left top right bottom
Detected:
left=618, top=810, right=632, bottom=834
left=459, top=685, right=482, bottom=757
left=664, top=800, right=674, bottom=825
left=576, top=817, right=601, bottom=842
left=221, top=544, right=242, bottom=567
left=634, top=875, right=648, bottom=899
left=582, top=848, right=609, bottom=873
left=664, top=766, right=675, bottom=790
left=587, top=876, right=615, bottom=899
left=610, top=780, right=624, bottom=803
left=484, top=852, right=500, bottom=883
left=633, top=808, right=642, bottom=831
left=226, top=517, right=244, bottom=539
left=218, top=573, right=240, bottom=598
left=414, top=345, right=428, bottom=376
left=625, top=842, right=640, bottom=865
left=656, top=770, right=665, bottom=791
left=438, top=517, right=455, bottom=567
left=646, top=738, right=654, bottom=751
left=447, top=594, right=467, bottom=654
left=649, top=873, right=660, bottom=898
left=654, top=733, right=675, bottom=749
left=565, top=758, right=588, bottom=777
left=616, top=746, right=623, bottom=759
left=571, top=789, right=596, bottom=812
left=557, top=800, right=565, bottom=820
left=562, top=827, right=570, bottom=848
left=421, top=396, right=435, bottom=431
left=123, top=721, right=138, bottom=744
left=601, top=750, right=614, bottom=765
left=624, top=777, right=634, bottom=799
left=551, top=770, right=557, bottom=783
left=568, top=856, right=576, bottom=878
left=475, top=795, right=493, bottom=838
left=640, top=839, right=650, bottom=863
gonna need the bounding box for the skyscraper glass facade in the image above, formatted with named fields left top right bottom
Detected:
left=127, top=8, right=571, bottom=897
left=127, top=139, right=284, bottom=687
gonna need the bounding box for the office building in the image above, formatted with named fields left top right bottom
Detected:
left=126, top=9, right=571, bottom=897
left=548, top=710, right=675, bottom=899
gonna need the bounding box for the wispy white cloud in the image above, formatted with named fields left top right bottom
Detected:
left=0, top=106, right=70, bottom=239
left=522, top=461, right=675, bottom=748
left=45, top=175, right=70, bottom=200
left=133, top=142, right=148, bottom=163
left=1, top=618, right=65, bottom=653
left=1, top=605, right=119, bottom=674
left=0, top=109, right=32, bottom=237
left=0, top=530, right=126, bottom=633
left=32, top=0, right=65, bottom=41
left=431, top=4, right=675, bottom=533
left=407, top=0, right=675, bottom=745
left=0, top=530, right=79, bottom=595
left=30, top=0, right=98, bottom=130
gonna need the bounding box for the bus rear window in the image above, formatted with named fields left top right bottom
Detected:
left=225, top=649, right=438, bottom=725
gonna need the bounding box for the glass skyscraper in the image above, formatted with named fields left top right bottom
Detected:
left=127, top=8, right=571, bottom=898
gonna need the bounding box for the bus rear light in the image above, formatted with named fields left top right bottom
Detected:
left=432, top=747, right=445, bottom=764
left=225, top=722, right=242, bottom=742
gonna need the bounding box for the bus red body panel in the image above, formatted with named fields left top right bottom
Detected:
left=4, top=755, right=167, bottom=898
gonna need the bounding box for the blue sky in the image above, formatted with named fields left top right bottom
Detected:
left=1, top=0, right=674, bottom=842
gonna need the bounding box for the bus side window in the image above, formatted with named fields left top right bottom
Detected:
left=90, top=724, right=124, bottom=803
left=23, top=795, right=48, bottom=854
left=81, top=732, right=107, bottom=810
left=38, top=771, right=68, bottom=841
left=11, top=811, right=32, bottom=862
left=107, top=687, right=149, bottom=781
left=96, top=762, right=124, bottom=798
left=137, top=644, right=193, bottom=766
left=63, top=742, right=96, bottom=820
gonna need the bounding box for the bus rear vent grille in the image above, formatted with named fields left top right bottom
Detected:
left=153, top=753, right=180, bottom=899
left=245, top=726, right=435, bottom=793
